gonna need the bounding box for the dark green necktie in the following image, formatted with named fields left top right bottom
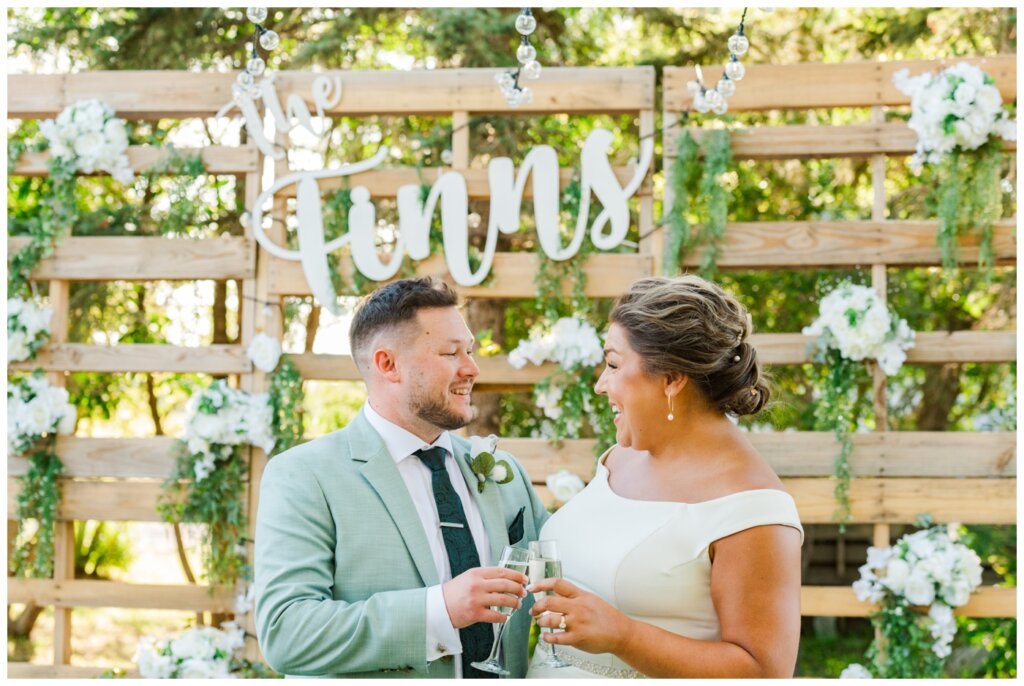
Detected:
left=415, top=446, right=496, bottom=679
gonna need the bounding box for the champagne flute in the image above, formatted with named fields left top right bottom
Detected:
left=528, top=540, right=570, bottom=668
left=471, top=545, right=532, bottom=676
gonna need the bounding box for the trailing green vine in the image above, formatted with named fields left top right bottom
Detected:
left=811, top=351, right=860, bottom=532
left=663, top=129, right=733, bottom=277
left=269, top=356, right=304, bottom=456
left=11, top=445, right=64, bottom=578
left=934, top=142, right=1003, bottom=272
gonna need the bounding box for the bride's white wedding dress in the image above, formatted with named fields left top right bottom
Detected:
left=526, top=450, right=804, bottom=679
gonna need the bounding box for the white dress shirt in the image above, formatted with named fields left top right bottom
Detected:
left=362, top=402, right=491, bottom=675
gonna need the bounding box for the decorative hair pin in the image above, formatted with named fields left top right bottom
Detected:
left=733, top=355, right=741, bottom=362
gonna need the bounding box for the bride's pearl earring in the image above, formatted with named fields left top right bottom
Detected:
left=667, top=394, right=675, bottom=421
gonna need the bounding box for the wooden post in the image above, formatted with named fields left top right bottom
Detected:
left=47, top=280, right=75, bottom=665
left=452, top=111, right=471, bottom=439
left=641, top=109, right=661, bottom=275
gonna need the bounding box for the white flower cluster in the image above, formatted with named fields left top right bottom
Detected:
left=893, top=62, right=1016, bottom=172
left=246, top=332, right=282, bottom=373
left=8, top=298, right=53, bottom=362
left=184, top=380, right=275, bottom=481
left=7, top=375, right=77, bottom=456
left=839, top=663, right=873, bottom=679
left=803, top=283, right=915, bottom=376
left=508, top=317, right=604, bottom=370
left=40, top=99, right=134, bottom=183
left=546, top=469, right=585, bottom=503
left=134, top=622, right=245, bottom=679
left=852, top=525, right=983, bottom=658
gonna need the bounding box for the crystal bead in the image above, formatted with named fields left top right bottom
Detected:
left=515, top=13, right=537, bottom=35
left=498, top=72, right=515, bottom=89
left=704, top=88, right=723, bottom=108
left=506, top=89, right=522, bottom=107
left=246, top=56, right=266, bottom=76
left=518, top=87, right=534, bottom=104
left=725, top=58, right=746, bottom=81
left=516, top=43, right=537, bottom=65
left=232, top=83, right=248, bottom=100
left=687, top=80, right=703, bottom=95
left=712, top=99, right=728, bottom=115
left=246, top=7, right=268, bottom=24
left=248, top=83, right=263, bottom=100
left=716, top=76, right=736, bottom=97
left=522, top=60, right=542, bottom=80
left=441, top=149, right=454, bottom=165
left=259, top=29, right=280, bottom=50
left=237, top=71, right=255, bottom=88
left=727, top=33, right=750, bottom=57
left=694, top=93, right=710, bottom=114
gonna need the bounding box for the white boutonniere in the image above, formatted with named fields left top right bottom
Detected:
left=467, top=434, right=514, bottom=493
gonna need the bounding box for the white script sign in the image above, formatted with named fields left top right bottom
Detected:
left=220, top=74, right=654, bottom=314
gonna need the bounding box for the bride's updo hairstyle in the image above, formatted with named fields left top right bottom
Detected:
left=609, top=275, right=770, bottom=416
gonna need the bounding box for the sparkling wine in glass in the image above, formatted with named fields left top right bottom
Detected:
left=528, top=540, right=570, bottom=669
left=471, top=545, right=531, bottom=676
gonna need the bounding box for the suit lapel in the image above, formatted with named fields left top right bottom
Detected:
left=451, top=434, right=509, bottom=564
left=348, top=412, right=439, bottom=587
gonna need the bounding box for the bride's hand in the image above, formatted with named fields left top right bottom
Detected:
left=528, top=578, right=634, bottom=655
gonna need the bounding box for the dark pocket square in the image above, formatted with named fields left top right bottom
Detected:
left=507, top=506, right=525, bottom=544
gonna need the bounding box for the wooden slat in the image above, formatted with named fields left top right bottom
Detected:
left=8, top=437, right=178, bottom=478
left=7, top=578, right=234, bottom=612
left=11, top=145, right=260, bottom=176
left=6, top=664, right=139, bottom=679
left=267, top=251, right=653, bottom=299
left=286, top=330, right=1014, bottom=383
left=664, top=123, right=1017, bottom=160
left=277, top=166, right=640, bottom=199
left=8, top=432, right=1011, bottom=481
left=664, top=55, right=1016, bottom=111
left=534, top=478, right=1015, bottom=524
left=8, top=343, right=251, bottom=374
left=13, top=476, right=1009, bottom=525
left=7, top=236, right=254, bottom=281
left=801, top=585, right=1015, bottom=618
left=751, top=331, right=1015, bottom=365
left=9, top=67, right=655, bottom=118
left=512, top=432, right=1016, bottom=481
left=687, top=220, right=1017, bottom=268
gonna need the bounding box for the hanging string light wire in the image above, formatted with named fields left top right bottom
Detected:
left=495, top=8, right=542, bottom=107
left=688, top=8, right=750, bottom=115
left=232, top=7, right=280, bottom=103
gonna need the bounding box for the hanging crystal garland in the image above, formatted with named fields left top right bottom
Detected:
left=688, top=9, right=750, bottom=115
left=231, top=7, right=280, bottom=103
left=494, top=8, right=541, bottom=107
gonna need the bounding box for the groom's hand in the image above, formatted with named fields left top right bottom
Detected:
left=442, top=567, right=528, bottom=629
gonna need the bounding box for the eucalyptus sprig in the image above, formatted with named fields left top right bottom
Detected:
left=158, top=441, right=250, bottom=588
left=663, top=128, right=734, bottom=277
left=268, top=356, right=304, bottom=456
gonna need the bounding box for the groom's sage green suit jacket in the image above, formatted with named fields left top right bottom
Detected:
left=255, top=410, right=550, bottom=678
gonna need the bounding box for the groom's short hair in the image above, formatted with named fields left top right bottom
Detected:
left=349, top=277, right=460, bottom=374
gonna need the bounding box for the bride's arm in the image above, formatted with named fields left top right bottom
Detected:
left=530, top=524, right=802, bottom=678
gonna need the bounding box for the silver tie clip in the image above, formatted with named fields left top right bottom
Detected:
left=440, top=522, right=465, bottom=529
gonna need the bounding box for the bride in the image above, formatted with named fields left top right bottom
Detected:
left=526, top=275, right=804, bottom=678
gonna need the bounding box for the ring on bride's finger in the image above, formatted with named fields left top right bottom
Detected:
left=558, top=614, right=567, bottom=631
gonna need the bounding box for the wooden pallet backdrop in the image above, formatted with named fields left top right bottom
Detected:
left=6, top=57, right=1016, bottom=677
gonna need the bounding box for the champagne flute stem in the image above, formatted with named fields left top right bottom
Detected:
left=486, top=619, right=510, bottom=663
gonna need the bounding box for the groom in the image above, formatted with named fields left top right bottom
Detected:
left=255, top=277, right=549, bottom=678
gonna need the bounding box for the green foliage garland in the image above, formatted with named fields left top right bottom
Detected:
left=269, top=355, right=304, bottom=456
left=158, top=441, right=250, bottom=588
left=11, top=442, right=64, bottom=578
left=810, top=350, right=860, bottom=532
left=934, top=142, right=1004, bottom=272
left=663, top=129, right=733, bottom=277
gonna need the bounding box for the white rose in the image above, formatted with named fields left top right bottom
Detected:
left=246, top=333, right=282, bottom=373
left=103, top=117, right=129, bottom=149
left=170, top=629, right=216, bottom=662
left=134, top=640, right=174, bottom=679
left=882, top=558, right=910, bottom=594
left=546, top=469, right=585, bottom=503
left=490, top=463, right=509, bottom=482
left=177, top=658, right=219, bottom=679
left=907, top=531, right=937, bottom=560
left=865, top=546, right=892, bottom=571
left=928, top=602, right=955, bottom=629
left=469, top=434, right=499, bottom=457
left=8, top=331, right=30, bottom=362
left=942, top=580, right=971, bottom=607
left=903, top=568, right=936, bottom=606
left=932, top=640, right=953, bottom=659
left=72, top=131, right=106, bottom=167
left=840, top=663, right=873, bottom=679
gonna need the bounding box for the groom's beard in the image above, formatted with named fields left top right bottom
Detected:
left=411, top=391, right=472, bottom=431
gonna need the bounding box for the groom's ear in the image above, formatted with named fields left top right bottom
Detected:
left=372, top=347, right=401, bottom=382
